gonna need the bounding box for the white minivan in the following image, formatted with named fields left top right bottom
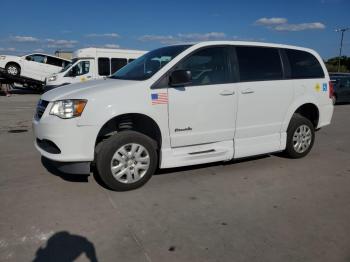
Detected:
left=45, top=48, right=146, bottom=90
left=0, top=53, right=70, bottom=82
left=33, top=41, right=334, bottom=191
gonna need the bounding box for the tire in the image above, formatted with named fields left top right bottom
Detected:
left=5, top=63, right=20, bottom=76
left=96, top=130, right=158, bottom=191
left=284, top=114, right=315, bottom=159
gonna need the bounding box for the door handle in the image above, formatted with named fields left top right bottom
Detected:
left=86, top=76, right=92, bottom=79
left=241, top=89, right=254, bottom=94
left=220, top=90, right=235, bottom=96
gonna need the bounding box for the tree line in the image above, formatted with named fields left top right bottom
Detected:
left=325, top=56, right=350, bottom=73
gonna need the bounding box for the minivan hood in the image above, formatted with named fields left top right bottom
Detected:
left=42, top=78, right=140, bottom=101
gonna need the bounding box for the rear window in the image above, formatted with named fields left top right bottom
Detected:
left=46, top=56, right=65, bottom=67
left=98, top=57, right=110, bottom=76
left=285, top=49, right=324, bottom=79
left=236, top=47, right=283, bottom=81
left=111, top=58, right=127, bottom=74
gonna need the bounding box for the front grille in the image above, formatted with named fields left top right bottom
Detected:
left=35, top=99, right=49, bottom=120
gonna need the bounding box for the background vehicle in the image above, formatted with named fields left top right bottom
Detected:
left=330, top=73, right=350, bottom=104
left=33, top=41, right=333, bottom=191
left=0, top=53, right=70, bottom=82
left=45, top=48, right=147, bottom=91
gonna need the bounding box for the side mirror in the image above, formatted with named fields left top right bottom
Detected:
left=25, top=56, right=32, bottom=61
left=169, top=70, right=192, bottom=87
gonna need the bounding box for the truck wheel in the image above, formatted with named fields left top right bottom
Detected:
left=96, top=131, right=158, bottom=191
left=284, top=114, right=315, bottom=158
left=5, top=64, right=20, bottom=76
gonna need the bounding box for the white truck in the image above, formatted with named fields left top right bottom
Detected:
left=33, top=41, right=334, bottom=191
left=0, top=53, right=70, bottom=83
left=45, top=48, right=146, bottom=91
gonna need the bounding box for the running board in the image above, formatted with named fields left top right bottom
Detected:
left=160, top=141, right=234, bottom=169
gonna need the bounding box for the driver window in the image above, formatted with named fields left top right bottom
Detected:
left=175, top=47, right=230, bottom=86
left=69, top=61, right=90, bottom=76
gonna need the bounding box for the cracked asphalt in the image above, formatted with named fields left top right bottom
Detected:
left=0, top=93, right=350, bottom=262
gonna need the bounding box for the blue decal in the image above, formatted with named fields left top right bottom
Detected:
left=322, top=83, right=327, bottom=92
left=151, top=93, right=158, bottom=100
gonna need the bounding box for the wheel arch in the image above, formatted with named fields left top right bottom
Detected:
left=283, top=101, right=320, bottom=131
left=5, top=61, right=21, bottom=70
left=95, top=113, right=162, bottom=151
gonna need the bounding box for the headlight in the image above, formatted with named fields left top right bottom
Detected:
left=0, top=55, right=6, bottom=60
left=47, top=75, right=57, bottom=82
left=50, top=99, right=87, bottom=119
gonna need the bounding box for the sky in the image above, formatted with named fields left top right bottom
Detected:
left=0, top=0, right=349, bottom=59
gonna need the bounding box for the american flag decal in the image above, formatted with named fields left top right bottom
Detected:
left=151, top=92, right=168, bottom=105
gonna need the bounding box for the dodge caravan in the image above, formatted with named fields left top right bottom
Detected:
left=33, top=41, right=334, bottom=191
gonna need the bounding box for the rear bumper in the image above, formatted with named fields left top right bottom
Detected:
left=318, top=103, right=334, bottom=128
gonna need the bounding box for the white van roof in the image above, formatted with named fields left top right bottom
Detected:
left=186, top=41, right=319, bottom=55
left=73, top=48, right=147, bottom=59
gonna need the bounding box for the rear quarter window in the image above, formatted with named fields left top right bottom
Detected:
left=285, top=49, right=324, bottom=79
left=46, top=56, right=66, bottom=67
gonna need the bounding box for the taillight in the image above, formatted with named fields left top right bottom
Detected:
left=329, top=81, right=334, bottom=99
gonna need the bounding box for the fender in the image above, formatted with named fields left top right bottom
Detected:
left=281, top=94, right=319, bottom=132
left=80, top=106, right=170, bottom=150
left=0, top=57, right=21, bottom=71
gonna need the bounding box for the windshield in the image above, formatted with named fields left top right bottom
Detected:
left=59, top=58, right=78, bottom=73
left=111, top=45, right=191, bottom=80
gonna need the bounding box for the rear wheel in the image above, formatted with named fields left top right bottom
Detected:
left=284, top=114, right=315, bottom=158
left=96, top=131, right=158, bottom=191
left=5, top=64, right=20, bottom=76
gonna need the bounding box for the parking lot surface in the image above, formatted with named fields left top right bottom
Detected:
left=0, top=93, right=350, bottom=262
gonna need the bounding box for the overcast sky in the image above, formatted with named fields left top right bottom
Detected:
left=0, top=0, right=349, bottom=59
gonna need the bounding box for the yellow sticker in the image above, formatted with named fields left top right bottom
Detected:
left=80, top=77, right=86, bottom=82
left=315, top=83, right=321, bottom=92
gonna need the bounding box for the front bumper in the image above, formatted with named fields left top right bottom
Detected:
left=41, top=157, right=91, bottom=174
left=33, top=105, right=98, bottom=162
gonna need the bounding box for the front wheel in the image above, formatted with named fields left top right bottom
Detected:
left=284, top=114, right=315, bottom=158
left=5, top=64, right=20, bottom=76
left=96, top=131, right=158, bottom=191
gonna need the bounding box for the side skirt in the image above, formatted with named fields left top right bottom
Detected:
left=160, top=140, right=234, bottom=169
